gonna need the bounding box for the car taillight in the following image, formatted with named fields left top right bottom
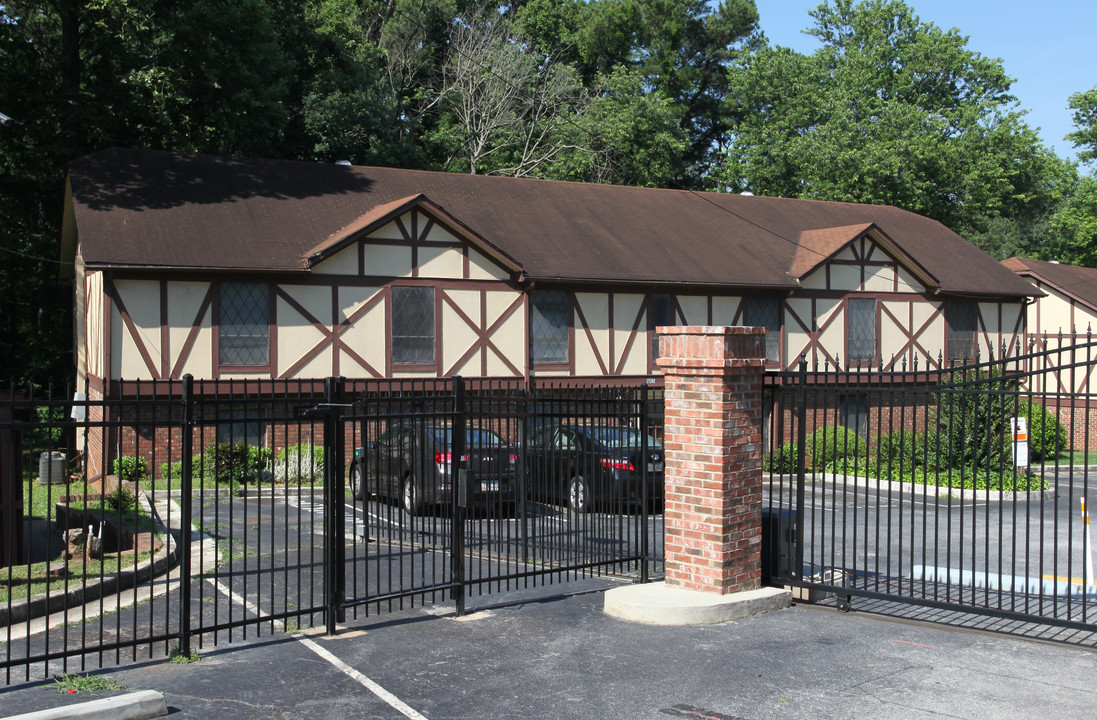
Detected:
left=508, top=453, right=517, bottom=465
left=600, top=458, right=635, bottom=471
left=434, top=452, right=470, bottom=467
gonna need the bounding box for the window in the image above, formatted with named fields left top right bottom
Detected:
left=839, top=393, right=870, bottom=439
left=530, top=290, right=570, bottom=365
left=847, top=298, right=876, bottom=363
left=216, top=408, right=265, bottom=447
left=650, top=293, right=674, bottom=360
left=745, top=296, right=781, bottom=363
left=219, top=282, right=269, bottom=366
left=392, top=287, right=435, bottom=365
left=947, top=300, right=977, bottom=363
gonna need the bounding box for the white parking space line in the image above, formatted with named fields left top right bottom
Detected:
left=300, top=636, right=431, bottom=720
left=205, top=554, right=430, bottom=720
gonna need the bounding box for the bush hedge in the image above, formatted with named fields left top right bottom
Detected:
left=807, top=426, right=866, bottom=469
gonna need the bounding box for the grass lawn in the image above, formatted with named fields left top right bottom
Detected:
left=1, top=549, right=157, bottom=604
left=3, top=477, right=160, bottom=604
left=1058, top=449, right=1097, bottom=466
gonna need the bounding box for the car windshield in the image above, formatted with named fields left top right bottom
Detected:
left=425, top=427, right=506, bottom=446
left=585, top=427, right=662, bottom=449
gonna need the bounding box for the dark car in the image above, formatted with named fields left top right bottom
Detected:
left=524, top=424, right=664, bottom=512
left=350, top=422, right=517, bottom=515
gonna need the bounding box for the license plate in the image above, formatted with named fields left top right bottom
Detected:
left=481, top=480, right=500, bottom=492
left=647, top=462, right=664, bottom=473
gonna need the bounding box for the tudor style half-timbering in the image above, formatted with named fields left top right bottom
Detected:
left=63, top=149, right=1038, bottom=397
left=1003, top=257, right=1097, bottom=407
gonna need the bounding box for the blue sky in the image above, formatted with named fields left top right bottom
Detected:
left=753, top=1, right=1097, bottom=163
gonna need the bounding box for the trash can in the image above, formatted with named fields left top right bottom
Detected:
left=38, top=451, right=67, bottom=484
left=760, top=508, right=796, bottom=585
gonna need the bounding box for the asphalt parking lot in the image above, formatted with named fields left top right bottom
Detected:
left=2, top=587, right=1096, bottom=720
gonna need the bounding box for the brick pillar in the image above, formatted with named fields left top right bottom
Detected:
left=657, top=326, right=767, bottom=595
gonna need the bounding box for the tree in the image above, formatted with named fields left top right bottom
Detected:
left=1045, top=87, right=1097, bottom=266
left=715, top=0, right=1061, bottom=245
left=1066, top=86, right=1097, bottom=165
left=428, top=7, right=588, bottom=177
left=546, top=67, right=690, bottom=186
left=0, top=0, right=291, bottom=383
left=569, top=0, right=759, bottom=187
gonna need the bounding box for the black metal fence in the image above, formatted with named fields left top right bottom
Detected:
left=0, top=376, right=664, bottom=683
left=763, top=337, right=1097, bottom=631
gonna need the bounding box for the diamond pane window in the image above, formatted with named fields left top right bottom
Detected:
left=745, top=296, right=781, bottom=363
left=392, top=286, right=435, bottom=364
left=947, top=300, right=977, bottom=362
left=530, top=290, right=569, bottom=364
left=219, top=282, right=269, bottom=366
left=847, top=298, right=876, bottom=362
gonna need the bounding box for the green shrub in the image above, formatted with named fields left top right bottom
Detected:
left=158, top=455, right=216, bottom=484
left=1016, top=400, right=1068, bottom=462
left=930, top=366, right=1013, bottom=471
left=763, top=442, right=799, bottom=473
left=874, top=430, right=927, bottom=468
left=104, top=486, right=137, bottom=515
left=112, top=456, right=149, bottom=483
left=807, top=426, right=867, bottom=469
left=274, top=444, right=325, bottom=484
left=208, top=442, right=272, bottom=485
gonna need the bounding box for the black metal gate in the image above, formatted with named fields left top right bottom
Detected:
left=338, top=377, right=664, bottom=621
left=1, top=375, right=664, bottom=683
left=763, top=335, right=1097, bottom=631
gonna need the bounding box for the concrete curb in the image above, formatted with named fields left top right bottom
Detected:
left=604, top=582, right=792, bottom=625
left=765, top=472, right=1058, bottom=502
left=0, top=494, right=177, bottom=628
left=2, top=690, right=167, bottom=720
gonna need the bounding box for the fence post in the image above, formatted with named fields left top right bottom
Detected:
left=324, top=376, right=347, bottom=634
left=178, top=374, right=194, bottom=656
left=795, top=356, right=807, bottom=582
left=640, top=384, right=650, bottom=584
left=451, top=376, right=467, bottom=617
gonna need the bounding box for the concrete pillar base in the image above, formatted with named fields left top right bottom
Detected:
left=604, top=582, right=792, bottom=626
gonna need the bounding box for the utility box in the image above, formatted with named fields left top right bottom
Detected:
left=761, top=508, right=797, bottom=585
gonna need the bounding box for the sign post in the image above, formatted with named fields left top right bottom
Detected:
left=1011, top=417, right=1029, bottom=469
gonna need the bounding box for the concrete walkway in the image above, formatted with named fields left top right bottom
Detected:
left=1, top=590, right=1094, bottom=719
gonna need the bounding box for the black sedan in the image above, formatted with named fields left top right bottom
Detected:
left=350, top=422, right=518, bottom=515
left=524, top=424, right=664, bottom=512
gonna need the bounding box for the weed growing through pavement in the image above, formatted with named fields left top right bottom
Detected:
left=168, top=645, right=202, bottom=664
left=51, top=673, right=129, bottom=694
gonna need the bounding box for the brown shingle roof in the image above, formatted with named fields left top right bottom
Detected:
left=1003, top=257, right=1097, bottom=309
left=66, top=148, right=1036, bottom=298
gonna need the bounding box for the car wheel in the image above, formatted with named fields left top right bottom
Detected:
left=402, top=476, right=423, bottom=516
left=350, top=462, right=365, bottom=501
left=567, top=474, right=591, bottom=513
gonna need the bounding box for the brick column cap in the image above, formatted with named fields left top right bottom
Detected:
left=656, top=325, right=767, bottom=371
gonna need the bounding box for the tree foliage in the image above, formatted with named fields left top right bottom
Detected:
left=4, top=0, right=1097, bottom=383
left=1066, top=86, right=1097, bottom=166
left=715, top=0, right=1063, bottom=247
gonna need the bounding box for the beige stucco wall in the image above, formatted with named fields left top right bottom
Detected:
left=338, top=286, right=385, bottom=375
left=78, top=257, right=107, bottom=380
left=276, top=285, right=333, bottom=378
left=111, top=279, right=161, bottom=379
left=1028, top=280, right=1097, bottom=336
left=168, top=282, right=213, bottom=378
